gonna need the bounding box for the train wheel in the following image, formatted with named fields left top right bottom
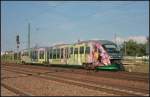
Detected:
left=82, top=63, right=87, bottom=69
left=22, top=61, right=25, bottom=64
left=83, top=63, right=95, bottom=70
left=82, top=63, right=85, bottom=69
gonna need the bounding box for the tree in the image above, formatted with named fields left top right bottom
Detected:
left=120, top=39, right=147, bottom=56
left=146, top=36, right=149, bottom=55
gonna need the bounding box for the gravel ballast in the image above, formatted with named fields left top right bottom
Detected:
left=2, top=70, right=116, bottom=96
left=1, top=86, right=18, bottom=96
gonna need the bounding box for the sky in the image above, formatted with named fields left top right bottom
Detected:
left=1, top=1, right=149, bottom=52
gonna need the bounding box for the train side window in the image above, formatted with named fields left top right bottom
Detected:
left=42, top=51, right=44, bottom=59
left=35, top=51, right=38, bottom=59
left=68, top=48, right=71, bottom=58
left=47, top=49, right=51, bottom=59
left=70, top=47, right=73, bottom=54
left=61, top=48, right=63, bottom=59
left=34, top=51, right=35, bottom=59
left=65, top=48, right=67, bottom=58
left=33, top=51, right=35, bottom=59
left=47, top=50, right=49, bottom=59
left=39, top=51, right=41, bottom=59
left=29, top=51, right=31, bottom=58
left=47, top=50, right=50, bottom=59
left=74, top=48, right=78, bottom=54
left=80, top=46, right=84, bottom=54
left=30, top=51, right=32, bottom=59
left=49, top=49, right=53, bottom=59
left=85, top=47, right=90, bottom=54
left=32, top=51, right=34, bottom=59
left=56, top=48, right=60, bottom=59
left=66, top=47, right=69, bottom=58
left=53, top=49, right=56, bottom=59
left=40, top=51, right=44, bottom=59
left=34, top=51, right=36, bottom=59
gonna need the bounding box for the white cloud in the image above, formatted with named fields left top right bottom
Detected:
left=116, top=37, right=125, bottom=44
left=127, top=36, right=147, bottom=43
left=114, top=36, right=147, bottom=44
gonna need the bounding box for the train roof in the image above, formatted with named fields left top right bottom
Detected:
left=52, top=43, right=70, bottom=47
left=21, top=44, right=70, bottom=51
left=75, top=40, right=116, bottom=45
left=21, top=40, right=116, bottom=51
left=98, top=40, right=116, bottom=45
left=22, top=47, right=49, bottom=51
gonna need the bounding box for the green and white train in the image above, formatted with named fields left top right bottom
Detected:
left=2, top=40, right=123, bottom=71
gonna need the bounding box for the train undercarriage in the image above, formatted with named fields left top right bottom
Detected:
left=82, top=59, right=124, bottom=71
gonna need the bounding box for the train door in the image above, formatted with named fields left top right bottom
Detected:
left=65, top=47, right=70, bottom=64
left=47, top=48, right=52, bottom=64
left=49, top=48, right=53, bottom=64
left=47, top=49, right=49, bottom=63
left=85, top=46, right=91, bottom=63
left=44, top=49, right=47, bottom=63
left=68, top=47, right=74, bottom=65
left=79, top=46, right=85, bottom=65
left=44, top=48, right=49, bottom=64
left=35, top=50, right=37, bottom=62
left=64, top=47, right=68, bottom=64
left=60, top=48, right=63, bottom=64
left=74, top=47, right=78, bottom=65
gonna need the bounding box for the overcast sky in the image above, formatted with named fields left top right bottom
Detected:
left=1, top=1, right=149, bottom=52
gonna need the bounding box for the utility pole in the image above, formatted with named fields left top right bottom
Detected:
left=28, top=23, right=31, bottom=58
left=114, top=33, right=117, bottom=45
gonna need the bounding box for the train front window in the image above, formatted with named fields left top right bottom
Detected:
left=103, top=44, right=119, bottom=53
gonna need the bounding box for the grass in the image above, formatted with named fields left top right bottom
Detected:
left=123, top=63, right=149, bottom=73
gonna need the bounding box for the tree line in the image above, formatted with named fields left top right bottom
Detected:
left=120, top=37, right=149, bottom=57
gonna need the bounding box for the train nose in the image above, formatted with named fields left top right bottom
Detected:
left=109, top=54, right=122, bottom=59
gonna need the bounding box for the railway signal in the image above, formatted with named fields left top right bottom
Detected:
left=16, top=35, right=20, bottom=44
left=16, top=34, right=20, bottom=63
left=16, top=35, right=20, bottom=46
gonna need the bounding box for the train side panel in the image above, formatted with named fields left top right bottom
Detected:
left=38, top=48, right=47, bottom=64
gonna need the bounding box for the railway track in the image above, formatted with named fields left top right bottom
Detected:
left=2, top=66, right=149, bottom=94
left=1, top=83, right=33, bottom=96
left=2, top=64, right=149, bottom=96
left=2, top=63, right=149, bottom=83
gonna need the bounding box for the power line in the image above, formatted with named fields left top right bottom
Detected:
left=26, top=2, right=65, bottom=22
